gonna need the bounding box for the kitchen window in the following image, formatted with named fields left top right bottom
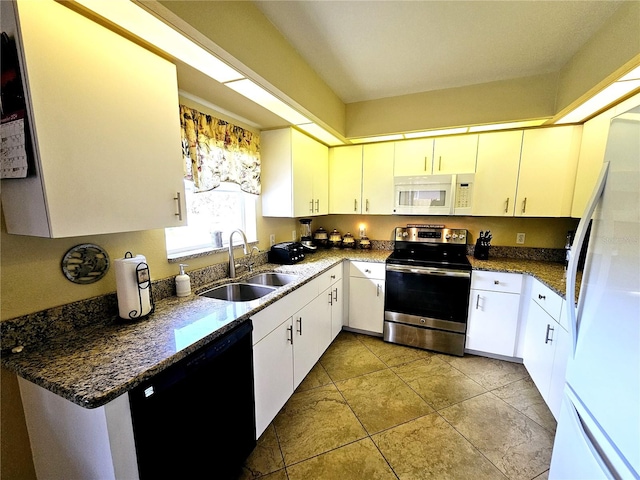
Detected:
left=165, top=180, right=257, bottom=258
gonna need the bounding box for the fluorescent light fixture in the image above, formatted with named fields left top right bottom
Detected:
left=297, top=123, right=344, bottom=146
left=224, top=79, right=311, bottom=125
left=557, top=65, right=640, bottom=124
left=404, top=127, right=469, bottom=139
left=350, top=134, right=403, bottom=144
left=75, top=0, right=244, bottom=83
left=468, top=119, right=548, bottom=133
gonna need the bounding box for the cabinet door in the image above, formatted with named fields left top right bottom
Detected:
left=522, top=299, right=555, bottom=401
left=466, top=289, right=521, bottom=357
left=362, top=143, right=395, bottom=214
left=329, top=145, right=363, bottom=214
left=4, top=0, right=185, bottom=237
left=293, top=297, right=324, bottom=388
left=312, top=141, right=329, bottom=215
left=547, top=323, right=570, bottom=419
left=348, top=277, right=385, bottom=334
left=253, top=318, right=294, bottom=438
left=394, top=138, right=434, bottom=176
left=515, top=126, right=582, bottom=217
left=472, top=130, right=522, bottom=216
left=292, top=130, right=317, bottom=217
left=330, top=279, right=344, bottom=341
left=432, top=134, right=478, bottom=174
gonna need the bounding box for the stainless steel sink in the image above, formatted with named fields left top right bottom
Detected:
left=199, top=283, right=276, bottom=302
left=244, top=272, right=298, bottom=287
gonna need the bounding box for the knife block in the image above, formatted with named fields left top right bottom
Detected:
left=473, top=240, right=490, bottom=260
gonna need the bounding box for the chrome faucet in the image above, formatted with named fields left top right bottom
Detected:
left=229, top=229, right=249, bottom=278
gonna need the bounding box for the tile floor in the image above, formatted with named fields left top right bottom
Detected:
left=239, top=332, right=557, bottom=480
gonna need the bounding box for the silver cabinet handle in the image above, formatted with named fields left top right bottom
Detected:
left=315, top=199, right=320, bottom=212
left=328, top=291, right=333, bottom=306
left=287, top=325, right=293, bottom=344
left=545, top=324, right=554, bottom=344
left=366, top=199, right=370, bottom=212
left=424, top=156, right=428, bottom=171
left=494, top=280, right=500, bottom=285
left=438, top=156, right=442, bottom=171
left=475, top=294, right=481, bottom=309
left=310, top=199, right=314, bottom=213
left=330, top=274, right=336, bottom=279
left=365, top=268, right=371, bottom=274
left=522, top=197, right=527, bottom=214
left=174, top=192, right=183, bottom=221
left=504, top=197, right=509, bottom=213
left=376, top=283, right=381, bottom=297
left=297, top=317, right=302, bottom=335
left=538, top=294, right=546, bottom=300
left=354, top=199, right=358, bottom=212
left=333, top=287, right=338, bottom=302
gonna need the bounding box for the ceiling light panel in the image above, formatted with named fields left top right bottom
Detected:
left=404, top=127, right=469, bottom=139
left=297, top=123, right=344, bottom=146
left=350, top=134, right=403, bottom=144
left=75, top=0, right=243, bottom=83
left=225, top=79, right=310, bottom=125
left=557, top=79, right=640, bottom=124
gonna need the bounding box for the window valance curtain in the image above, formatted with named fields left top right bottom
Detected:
left=179, top=105, right=261, bottom=195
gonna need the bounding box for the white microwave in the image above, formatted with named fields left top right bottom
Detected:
left=393, top=173, right=474, bottom=215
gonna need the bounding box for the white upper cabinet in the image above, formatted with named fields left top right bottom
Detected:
left=432, top=134, right=478, bottom=174
left=394, top=138, right=434, bottom=176
left=1, top=0, right=186, bottom=237
left=361, top=143, right=395, bottom=214
left=261, top=128, right=329, bottom=217
left=328, top=145, right=363, bottom=214
left=515, top=126, right=582, bottom=217
left=329, top=143, right=394, bottom=215
left=472, top=130, right=523, bottom=216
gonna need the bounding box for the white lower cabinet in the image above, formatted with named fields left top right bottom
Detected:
left=466, top=271, right=523, bottom=357
left=522, top=278, right=569, bottom=419
left=253, top=318, right=294, bottom=437
left=252, top=263, right=344, bottom=437
left=347, top=262, right=385, bottom=334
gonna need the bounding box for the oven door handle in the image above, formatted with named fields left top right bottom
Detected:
left=386, top=264, right=470, bottom=278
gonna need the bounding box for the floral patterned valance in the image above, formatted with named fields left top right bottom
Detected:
left=179, top=105, right=261, bottom=195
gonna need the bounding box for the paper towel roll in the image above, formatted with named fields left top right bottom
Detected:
left=114, top=253, right=152, bottom=320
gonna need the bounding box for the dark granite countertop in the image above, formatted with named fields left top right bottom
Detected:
left=1, top=248, right=574, bottom=409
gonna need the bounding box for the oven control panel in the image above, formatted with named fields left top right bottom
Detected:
left=394, top=227, right=468, bottom=244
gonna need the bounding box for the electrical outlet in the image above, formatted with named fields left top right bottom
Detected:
left=516, top=233, right=526, bottom=244
left=292, top=230, right=297, bottom=241
left=269, top=234, right=276, bottom=246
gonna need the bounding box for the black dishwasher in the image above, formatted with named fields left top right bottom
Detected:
left=129, top=321, right=256, bottom=479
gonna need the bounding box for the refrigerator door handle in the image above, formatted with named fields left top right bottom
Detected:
left=566, top=161, right=610, bottom=355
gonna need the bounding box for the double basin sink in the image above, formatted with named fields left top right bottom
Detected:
left=199, top=272, right=298, bottom=302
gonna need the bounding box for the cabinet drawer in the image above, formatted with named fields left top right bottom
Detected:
left=471, top=271, right=523, bottom=294
left=317, top=263, right=343, bottom=292
left=531, top=280, right=563, bottom=321
left=349, top=261, right=386, bottom=279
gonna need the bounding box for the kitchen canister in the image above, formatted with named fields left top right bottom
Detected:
left=114, top=252, right=154, bottom=320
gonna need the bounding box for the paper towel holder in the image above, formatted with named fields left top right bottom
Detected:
left=127, top=251, right=155, bottom=320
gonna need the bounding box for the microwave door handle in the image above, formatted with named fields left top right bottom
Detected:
left=449, top=174, right=457, bottom=215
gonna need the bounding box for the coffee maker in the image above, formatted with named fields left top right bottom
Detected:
left=299, top=218, right=317, bottom=251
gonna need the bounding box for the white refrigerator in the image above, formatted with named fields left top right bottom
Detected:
left=549, top=105, right=640, bottom=479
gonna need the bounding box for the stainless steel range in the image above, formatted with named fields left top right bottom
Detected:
left=384, top=226, right=471, bottom=356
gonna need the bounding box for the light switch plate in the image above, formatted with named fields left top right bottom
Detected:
left=292, top=230, right=297, bottom=241
left=269, top=234, right=276, bottom=246
left=516, top=233, right=526, bottom=244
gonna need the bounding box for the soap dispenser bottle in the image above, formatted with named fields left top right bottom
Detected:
left=176, top=264, right=191, bottom=297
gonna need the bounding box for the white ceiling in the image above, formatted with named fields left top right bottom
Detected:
left=253, top=0, right=625, bottom=104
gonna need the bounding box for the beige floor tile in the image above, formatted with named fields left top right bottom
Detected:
left=240, top=424, right=284, bottom=479
left=392, top=356, right=486, bottom=410
left=295, top=362, right=332, bottom=393
left=273, top=384, right=367, bottom=465
left=440, top=392, right=554, bottom=480
left=255, top=469, right=288, bottom=480
left=286, top=438, right=396, bottom=480
left=335, top=368, right=434, bottom=434
left=357, top=334, right=432, bottom=367
left=320, top=335, right=387, bottom=382
left=446, top=355, right=528, bottom=389
left=372, top=413, right=507, bottom=480
left=493, top=377, right=557, bottom=433
left=533, top=470, right=550, bottom=480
